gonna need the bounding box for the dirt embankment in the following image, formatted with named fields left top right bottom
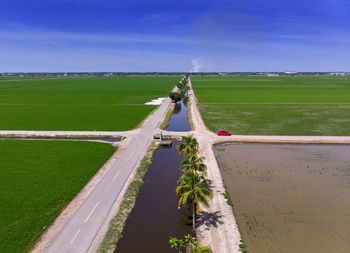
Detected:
left=187, top=77, right=243, bottom=253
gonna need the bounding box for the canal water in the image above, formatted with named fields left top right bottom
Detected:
left=115, top=142, right=191, bottom=253
left=165, top=101, right=191, bottom=131
left=214, top=142, right=350, bottom=253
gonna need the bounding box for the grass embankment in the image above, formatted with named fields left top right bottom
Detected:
left=186, top=101, right=195, bottom=131
left=0, top=140, right=116, bottom=253
left=0, top=76, right=179, bottom=131
left=98, top=143, right=157, bottom=253
left=192, top=75, right=350, bottom=135
left=0, top=134, right=121, bottom=139
left=159, top=103, right=175, bottom=129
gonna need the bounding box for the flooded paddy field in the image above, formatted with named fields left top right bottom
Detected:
left=116, top=142, right=191, bottom=253
left=214, top=142, right=350, bottom=253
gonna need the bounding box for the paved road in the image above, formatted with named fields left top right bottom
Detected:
left=45, top=96, right=171, bottom=253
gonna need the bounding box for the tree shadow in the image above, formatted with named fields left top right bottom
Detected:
left=195, top=211, right=224, bottom=230
left=173, top=103, right=182, bottom=114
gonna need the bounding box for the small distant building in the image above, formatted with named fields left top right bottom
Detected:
left=285, top=70, right=297, bottom=74
left=329, top=72, right=347, bottom=76
left=267, top=73, right=279, bottom=77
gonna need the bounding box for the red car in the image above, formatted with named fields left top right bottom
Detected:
left=217, top=130, right=231, bottom=136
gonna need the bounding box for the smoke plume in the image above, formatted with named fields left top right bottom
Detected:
left=190, top=58, right=205, bottom=72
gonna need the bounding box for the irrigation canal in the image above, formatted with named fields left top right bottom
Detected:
left=116, top=101, right=192, bottom=252
left=165, top=101, right=191, bottom=132
left=115, top=142, right=191, bottom=253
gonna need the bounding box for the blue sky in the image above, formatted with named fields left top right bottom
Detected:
left=0, top=0, right=349, bottom=72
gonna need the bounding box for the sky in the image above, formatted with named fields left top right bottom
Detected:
left=0, top=0, right=349, bottom=72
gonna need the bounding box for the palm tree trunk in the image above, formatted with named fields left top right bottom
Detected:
left=192, top=201, right=196, bottom=229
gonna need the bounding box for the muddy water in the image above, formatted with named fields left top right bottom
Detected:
left=214, top=143, right=350, bottom=253
left=115, top=142, right=191, bottom=253
left=165, top=101, right=191, bottom=131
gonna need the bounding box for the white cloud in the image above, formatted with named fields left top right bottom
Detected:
left=0, top=29, right=190, bottom=45
left=0, top=47, right=190, bottom=72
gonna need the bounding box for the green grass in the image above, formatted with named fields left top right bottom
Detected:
left=159, top=103, right=175, bottom=129
left=0, top=140, right=116, bottom=253
left=0, top=76, right=179, bottom=131
left=0, top=134, right=120, bottom=139
left=192, top=75, right=350, bottom=135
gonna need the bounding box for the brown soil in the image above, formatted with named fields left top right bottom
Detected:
left=214, top=143, right=350, bottom=253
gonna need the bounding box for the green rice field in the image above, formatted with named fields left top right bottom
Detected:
left=0, top=140, right=116, bottom=253
left=0, top=76, right=179, bottom=131
left=191, top=75, right=350, bottom=135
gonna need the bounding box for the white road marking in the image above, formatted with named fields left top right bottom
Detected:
left=127, top=152, right=134, bottom=160
left=70, top=228, right=81, bottom=244
left=84, top=202, right=100, bottom=223
left=112, top=170, right=121, bottom=182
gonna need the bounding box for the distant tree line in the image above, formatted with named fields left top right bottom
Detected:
left=168, top=76, right=190, bottom=104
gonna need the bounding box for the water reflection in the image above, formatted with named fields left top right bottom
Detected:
left=116, top=142, right=192, bottom=253
left=165, top=101, right=191, bottom=132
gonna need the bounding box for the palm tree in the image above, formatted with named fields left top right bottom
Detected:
left=180, top=153, right=207, bottom=175
left=177, top=135, right=199, bottom=157
left=176, top=170, right=213, bottom=228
